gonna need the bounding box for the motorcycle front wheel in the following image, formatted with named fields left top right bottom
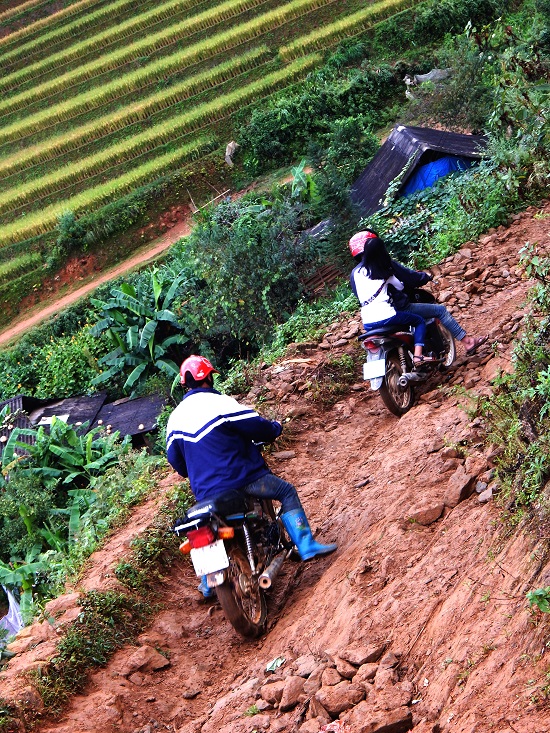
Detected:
left=379, top=352, right=415, bottom=416
left=216, top=545, right=267, bottom=638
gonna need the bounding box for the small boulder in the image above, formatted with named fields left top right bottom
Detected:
left=119, top=645, right=170, bottom=677
left=340, top=644, right=385, bottom=666
left=316, top=681, right=365, bottom=716
left=260, top=680, right=285, bottom=705
left=406, top=503, right=444, bottom=526
left=279, top=675, right=305, bottom=712
left=343, top=702, right=413, bottom=733
left=321, top=667, right=342, bottom=686
left=335, top=656, right=357, bottom=680
left=443, top=464, right=475, bottom=508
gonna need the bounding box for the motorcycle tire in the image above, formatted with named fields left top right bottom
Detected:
left=216, top=544, right=267, bottom=638
left=379, top=352, right=415, bottom=416
left=437, top=323, right=456, bottom=370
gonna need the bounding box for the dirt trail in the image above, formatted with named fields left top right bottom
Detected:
left=0, top=221, right=192, bottom=348
left=2, top=202, right=550, bottom=733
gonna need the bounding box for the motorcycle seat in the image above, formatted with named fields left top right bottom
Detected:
left=186, top=491, right=248, bottom=519
left=359, top=326, right=411, bottom=340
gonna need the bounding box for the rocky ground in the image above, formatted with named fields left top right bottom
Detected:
left=1, top=202, right=550, bottom=733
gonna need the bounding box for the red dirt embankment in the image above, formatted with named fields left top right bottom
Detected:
left=1, top=203, right=550, bottom=733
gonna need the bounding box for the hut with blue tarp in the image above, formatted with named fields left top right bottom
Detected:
left=350, top=125, right=487, bottom=218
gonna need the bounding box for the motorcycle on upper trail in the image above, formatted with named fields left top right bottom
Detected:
left=359, top=288, right=456, bottom=416
left=173, top=492, right=293, bottom=638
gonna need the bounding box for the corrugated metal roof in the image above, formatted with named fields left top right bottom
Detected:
left=0, top=392, right=166, bottom=460
left=350, top=125, right=488, bottom=218
left=91, top=393, right=167, bottom=437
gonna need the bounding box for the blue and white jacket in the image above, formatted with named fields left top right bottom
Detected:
left=166, top=388, right=282, bottom=501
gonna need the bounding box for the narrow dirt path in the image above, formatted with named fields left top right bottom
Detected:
left=9, top=201, right=544, bottom=733
left=0, top=220, right=192, bottom=348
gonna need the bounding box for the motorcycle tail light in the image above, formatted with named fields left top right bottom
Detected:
left=179, top=539, right=191, bottom=554
left=218, top=526, right=235, bottom=539
left=363, top=340, right=379, bottom=350
left=187, top=525, right=216, bottom=548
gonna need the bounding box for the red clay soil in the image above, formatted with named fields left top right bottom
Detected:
left=2, top=202, right=550, bottom=733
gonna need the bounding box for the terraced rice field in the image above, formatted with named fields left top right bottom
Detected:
left=0, top=0, right=423, bottom=289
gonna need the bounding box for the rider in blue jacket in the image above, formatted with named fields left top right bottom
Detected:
left=166, top=355, right=337, bottom=596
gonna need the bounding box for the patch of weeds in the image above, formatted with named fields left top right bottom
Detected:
left=30, top=590, right=152, bottom=714
left=305, top=353, right=360, bottom=406
left=527, top=586, right=550, bottom=614
left=0, top=699, right=17, bottom=733
left=244, top=704, right=260, bottom=717
left=114, top=483, right=193, bottom=592
left=457, top=658, right=474, bottom=684
left=115, top=523, right=178, bottom=591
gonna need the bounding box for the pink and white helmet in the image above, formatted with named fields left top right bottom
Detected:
left=348, top=230, right=378, bottom=257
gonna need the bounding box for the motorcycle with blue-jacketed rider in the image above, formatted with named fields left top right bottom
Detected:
left=167, top=355, right=337, bottom=637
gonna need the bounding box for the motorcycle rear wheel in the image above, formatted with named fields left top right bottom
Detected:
left=379, top=352, right=415, bottom=416
left=216, top=545, right=267, bottom=638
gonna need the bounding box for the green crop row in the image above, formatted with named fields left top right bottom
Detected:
left=0, top=129, right=219, bottom=217
left=0, top=0, right=52, bottom=24
left=280, top=0, right=421, bottom=60
left=0, top=54, right=320, bottom=244
left=0, top=47, right=271, bottom=174
left=0, top=267, right=45, bottom=311
left=0, top=0, right=265, bottom=92
left=0, top=55, right=319, bottom=216
left=0, top=0, right=334, bottom=119
left=0, top=251, right=42, bottom=283
left=0, top=0, right=121, bottom=54
left=0, top=0, right=171, bottom=70
left=0, top=135, right=215, bottom=243
left=0, top=231, right=46, bottom=264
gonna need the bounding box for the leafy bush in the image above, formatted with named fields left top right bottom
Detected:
left=478, top=245, right=550, bottom=513
left=236, top=63, right=399, bottom=175
left=167, top=183, right=322, bottom=356
left=34, top=329, right=105, bottom=399
left=366, top=159, right=513, bottom=267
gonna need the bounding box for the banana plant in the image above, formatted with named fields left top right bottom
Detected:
left=0, top=545, right=55, bottom=622
left=90, top=267, right=192, bottom=395
left=11, top=417, right=130, bottom=489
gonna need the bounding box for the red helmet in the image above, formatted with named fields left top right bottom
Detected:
left=180, top=355, right=218, bottom=385
left=348, top=230, right=378, bottom=257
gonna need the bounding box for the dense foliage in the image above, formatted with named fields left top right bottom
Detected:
left=366, top=12, right=550, bottom=265
left=0, top=421, right=163, bottom=620
left=479, top=242, right=550, bottom=522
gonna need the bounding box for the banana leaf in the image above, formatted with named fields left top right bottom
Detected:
left=124, top=362, right=148, bottom=390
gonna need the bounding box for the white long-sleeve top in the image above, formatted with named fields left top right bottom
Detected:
left=351, top=266, right=405, bottom=324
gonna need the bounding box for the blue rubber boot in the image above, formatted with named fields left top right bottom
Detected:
left=282, top=509, right=337, bottom=561
left=197, top=575, right=215, bottom=599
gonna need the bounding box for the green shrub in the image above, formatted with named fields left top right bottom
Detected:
left=34, top=329, right=105, bottom=398
left=366, top=159, right=513, bottom=267
left=32, top=590, right=151, bottom=711
left=236, top=63, right=399, bottom=175
left=0, top=473, right=55, bottom=562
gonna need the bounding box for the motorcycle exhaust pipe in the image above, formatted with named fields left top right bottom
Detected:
left=258, top=550, right=290, bottom=589
left=398, top=372, right=424, bottom=387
